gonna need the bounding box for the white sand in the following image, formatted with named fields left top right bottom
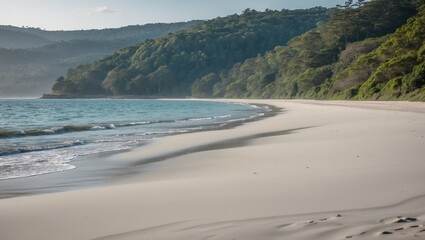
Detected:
left=1, top=99, right=425, bottom=240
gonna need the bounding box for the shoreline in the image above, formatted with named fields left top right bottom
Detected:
left=0, top=101, right=278, bottom=199
left=1, top=99, right=424, bottom=240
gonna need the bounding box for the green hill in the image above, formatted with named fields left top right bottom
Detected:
left=205, top=0, right=425, bottom=101
left=50, top=8, right=331, bottom=96
left=49, top=0, right=425, bottom=101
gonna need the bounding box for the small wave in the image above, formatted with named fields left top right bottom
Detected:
left=176, top=115, right=231, bottom=123
left=187, top=117, right=213, bottom=121
left=0, top=151, right=77, bottom=180
left=0, top=130, right=26, bottom=138
left=91, top=126, right=106, bottom=130
left=135, top=129, right=190, bottom=136
left=0, top=140, right=85, bottom=156
left=0, top=125, right=93, bottom=138
left=1, top=121, right=166, bottom=139
left=0, top=164, right=76, bottom=180
left=91, top=124, right=116, bottom=130
left=0, top=139, right=139, bottom=180
left=116, top=121, right=151, bottom=127
left=0, top=122, right=135, bottom=139
left=214, top=114, right=231, bottom=119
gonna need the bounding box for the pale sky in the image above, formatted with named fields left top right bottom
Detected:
left=0, top=0, right=346, bottom=30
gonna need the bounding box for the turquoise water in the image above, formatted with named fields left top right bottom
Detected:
left=0, top=99, right=268, bottom=180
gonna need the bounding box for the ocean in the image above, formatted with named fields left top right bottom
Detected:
left=0, top=99, right=268, bottom=180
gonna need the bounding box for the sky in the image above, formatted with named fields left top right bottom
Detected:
left=0, top=0, right=346, bottom=30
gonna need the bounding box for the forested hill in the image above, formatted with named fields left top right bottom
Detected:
left=50, top=8, right=331, bottom=96
left=50, top=0, right=425, bottom=101
left=205, top=0, right=425, bottom=101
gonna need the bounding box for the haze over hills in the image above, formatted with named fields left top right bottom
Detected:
left=50, top=0, right=425, bottom=101
left=0, top=28, right=53, bottom=49
left=0, top=21, right=202, bottom=97
left=0, top=23, right=203, bottom=49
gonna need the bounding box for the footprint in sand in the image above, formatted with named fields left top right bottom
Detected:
left=345, top=231, right=367, bottom=239
left=347, top=215, right=423, bottom=238
left=375, top=215, right=425, bottom=237
left=307, top=214, right=341, bottom=224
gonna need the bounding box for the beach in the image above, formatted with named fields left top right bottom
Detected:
left=0, top=99, right=425, bottom=240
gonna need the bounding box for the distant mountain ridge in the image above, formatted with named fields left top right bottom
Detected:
left=0, top=21, right=202, bottom=97
left=0, top=28, right=53, bottom=49
left=0, top=22, right=203, bottom=49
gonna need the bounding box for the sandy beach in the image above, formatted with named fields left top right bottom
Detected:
left=1, top=99, right=425, bottom=240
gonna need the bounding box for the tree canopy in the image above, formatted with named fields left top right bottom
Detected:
left=51, top=7, right=330, bottom=96
left=207, top=0, right=425, bottom=101
left=50, top=0, right=425, bottom=101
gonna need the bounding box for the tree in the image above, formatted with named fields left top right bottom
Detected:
left=102, top=68, right=129, bottom=95
left=147, top=65, right=175, bottom=95
left=191, top=73, right=221, bottom=97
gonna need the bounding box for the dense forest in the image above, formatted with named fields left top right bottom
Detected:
left=208, top=0, right=425, bottom=101
left=0, top=21, right=200, bottom=97
left=51, top=8, right=331, bottom=96
left=51, top=0, right=425, bottom=101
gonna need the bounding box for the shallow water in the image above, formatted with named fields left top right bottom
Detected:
left=0, top=99, right=268, bottom=180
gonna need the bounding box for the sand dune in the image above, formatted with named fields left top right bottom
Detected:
left=0, top=100, right=424, bottom=240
